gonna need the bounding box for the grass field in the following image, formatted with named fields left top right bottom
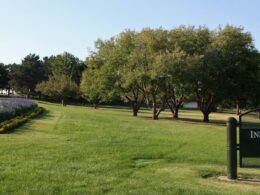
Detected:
left=1, top=102, right=260, bottom=194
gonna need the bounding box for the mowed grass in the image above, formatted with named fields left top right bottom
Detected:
left=1, top=103, right=260, bottom=194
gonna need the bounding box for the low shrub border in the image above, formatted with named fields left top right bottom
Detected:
left=0, top=98, right=37, bottom=123
left=0, top=107, right=45, bottom=134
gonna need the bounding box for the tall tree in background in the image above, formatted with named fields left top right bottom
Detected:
left=9, top=54, right=49, bottom=97
left=0, top=63, right=9, bottom=90
left=50, top=52, right=85, bottom=85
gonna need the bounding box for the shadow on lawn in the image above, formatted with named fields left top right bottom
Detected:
left=177, top=117, right=226, bottom=126
left=39, top=101, right=135, bottom=113
left=139, top=115, right=227, bottom=126
left=33, top=109, right=51, bottom=120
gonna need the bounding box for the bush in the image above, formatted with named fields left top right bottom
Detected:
left=0, top=98, right=37, bottom=122
left=0, top=107, right=44, bottom=133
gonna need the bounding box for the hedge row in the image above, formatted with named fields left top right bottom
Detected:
left=0, top=105, right=37, bottom=123
left=0, top=107, right=44, bottom=134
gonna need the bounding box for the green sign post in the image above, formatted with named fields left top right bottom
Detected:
left=227, top=109, right=260, bottom=180
left=227, top=117, right=238, bottom=179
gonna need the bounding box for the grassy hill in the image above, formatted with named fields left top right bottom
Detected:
left=1, top=102, right=260, bottom=194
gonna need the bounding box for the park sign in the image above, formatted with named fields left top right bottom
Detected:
left=239, top=109, right=260, bottom=168
left=227, top=108, right=260, bottom=179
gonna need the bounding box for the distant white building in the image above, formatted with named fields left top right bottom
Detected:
left=0, top=89, right=16, bottom=95
left=183, top=102, right=198, bottom=109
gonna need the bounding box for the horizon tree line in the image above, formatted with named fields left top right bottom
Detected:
left=0, top=25, right=260, bottom=122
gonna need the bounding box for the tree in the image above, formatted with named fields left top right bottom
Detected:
left=0, top=63, right=9, bottom=90
left=183, top=25, right=259, bottom=122
left=80, top=48, right=117, bottom=108
left=81, top=34, right=144, bottom=113
left=163, top=49, right=190, bottom=119
left=80, top=68, right=108, bottom=108
left=9, top=54, right=49, bottom=97
left=49, top=52, right=85, bottom=85
left=81, top=26, right=260, bottom=122
left=36, top=75, right=80, bottom=106
left=211, top=25, right=259, bottom=114
left=188, top=49, right=225, bottom=122
left=113, top=30, right=145, bottom=116
left=135, top=28, right=170, bottom=120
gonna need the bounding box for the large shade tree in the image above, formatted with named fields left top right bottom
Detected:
left=163, top=49, right=190, bottom=119
left=113, top=30, right=145, bottom=116
left=212, top=26, right=259, bottom=115
left=185, top=25, right=259, bottom=122
left=81, top=26, right=260, bottom=122
left=80, top=39, right=118, bottom=108
left=134, top=28, right=170, bottom=120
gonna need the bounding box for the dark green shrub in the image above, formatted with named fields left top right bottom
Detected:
left=0, top=107, right=44, bottom=133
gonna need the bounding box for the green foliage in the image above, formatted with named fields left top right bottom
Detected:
left=212, top=26, right=259, bottom=108
left=36, top=75, right=80, bottom=105
left=9, top=54, right=49, bottom=96
left=84, top=26, right=259, bottom=121
left=0, top=107, right=44, bottom=133
left=80, top=65, right=115, bottom=108
left=0, top=63, right=9, bottom=89
left=48, top=52, right=85, bottom=85
left=2, top=25, right=259, bottom=122
left=168, top=25, right=259, bottom=121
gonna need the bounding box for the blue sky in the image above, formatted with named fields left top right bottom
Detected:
left=0, top=0, right=259, bottom=64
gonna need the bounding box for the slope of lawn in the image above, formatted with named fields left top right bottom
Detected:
left=1, top=102, right=260, bottom=194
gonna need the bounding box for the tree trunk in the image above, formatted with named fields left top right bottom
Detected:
left=152, top=103, right=158, bottom=120
left=167, top=103, right=180, bottom=119
left=131, top=102, right=139, bottom=117
left=203, top=112, right=209, bottom=122
left=62, top=99, right=66, bottom=106
left=152, top=113, right=158, bottom=120
left=173, top=108, right=179, bottom=119
left=236, top=103, right=241, bottom=115
left=133, top=107, right=138, bottom=116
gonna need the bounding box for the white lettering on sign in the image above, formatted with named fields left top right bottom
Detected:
left=250, top=131, right=260, bottom=138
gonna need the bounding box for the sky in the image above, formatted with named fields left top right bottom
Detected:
left=0, top=0, right=259, bottom=64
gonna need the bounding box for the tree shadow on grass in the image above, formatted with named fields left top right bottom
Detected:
left=32, top=109, right=51, bottom=120
left=177, top=117, right=226, bottom=126
left=95, top=105, right=133, bottom=112
left=138, top=115, right=227, bottom=127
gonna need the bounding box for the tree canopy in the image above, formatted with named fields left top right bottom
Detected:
left=1, top=25, right=259, bottom=122
left=80, top=25, right=260, bottom=121
left=36, top=75, right=80, bottom=106
left=9, top=54, right=48, bottom=97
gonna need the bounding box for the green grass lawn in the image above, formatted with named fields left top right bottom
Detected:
left=1, top=102, right=260, bottom=194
